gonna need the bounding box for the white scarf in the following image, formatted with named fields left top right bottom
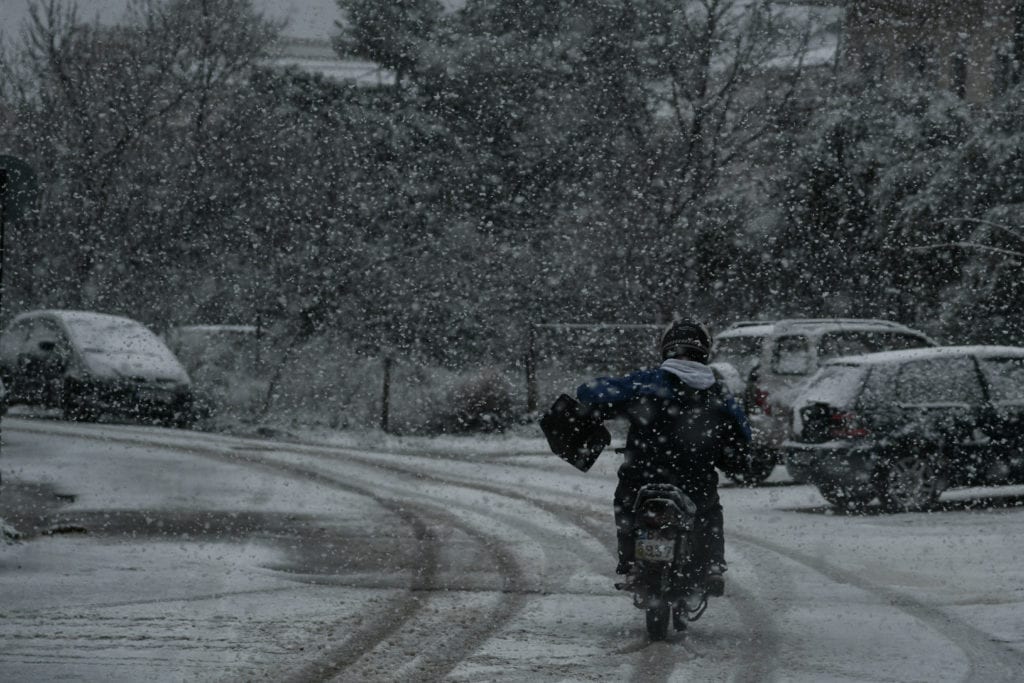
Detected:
left=660, top=358, right=715, bottom=390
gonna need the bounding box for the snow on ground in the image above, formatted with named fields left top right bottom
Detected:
left=2, top=415, right=1024, bottom=681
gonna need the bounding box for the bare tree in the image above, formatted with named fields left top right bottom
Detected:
left=2, top=0, right=278, bottom=317
left=608, top=0, right=819, bottom=318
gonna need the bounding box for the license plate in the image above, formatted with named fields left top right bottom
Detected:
left=636, top=539, right=675, bottom=562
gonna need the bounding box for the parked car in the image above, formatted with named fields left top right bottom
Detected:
left=784, top=346, right=1024, bottom=511
left=710, top=318, right=936, bottom=485
left=0, top=310, right=195, bottom=427
left=708, top=320, right=779, bottom=485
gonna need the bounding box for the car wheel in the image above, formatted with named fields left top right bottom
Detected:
left=172, top=411, right=195, bottom=430
left=817, top=483, right=874, bottom=511
left=877, top=454, right=943, bottom=513
left=725, top=447, right=777, bottom=487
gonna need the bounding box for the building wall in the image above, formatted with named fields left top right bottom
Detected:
left=844, top=0, right=1022, bottom=101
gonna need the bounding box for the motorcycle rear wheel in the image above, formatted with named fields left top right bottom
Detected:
left=646, top=603, right=671, bottom=641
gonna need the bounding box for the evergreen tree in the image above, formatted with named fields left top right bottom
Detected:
left=334, top=0, right=445, bottom=90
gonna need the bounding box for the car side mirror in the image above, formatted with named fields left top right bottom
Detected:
left=38, top=340, right=56, bottom=352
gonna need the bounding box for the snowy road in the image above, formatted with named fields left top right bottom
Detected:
left=2, top=417, right=1023, bottom=682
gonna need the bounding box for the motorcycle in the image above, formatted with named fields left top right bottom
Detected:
left=616, top=482, right=710, bottom=640
left=539, top=395, right=713, bottom=640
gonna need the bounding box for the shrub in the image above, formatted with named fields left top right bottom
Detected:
left=433, top=367, right=516, bottom=434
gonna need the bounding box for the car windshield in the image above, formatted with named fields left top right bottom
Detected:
left=800, top=364, right=866, bottom=408
left=65, top=318, right=172, bottom=359
left=712, top=336, right=762, bottom=377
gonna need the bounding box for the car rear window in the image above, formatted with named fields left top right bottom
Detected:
left=979, top=357, right=1024, bottom=403
left=893, top=357, right=984, bottom=405
left=800, top=364, right=866, bottom=408
left=818, top=331, right=931, bottom=360
left=877, top=333, right=932, bottom=351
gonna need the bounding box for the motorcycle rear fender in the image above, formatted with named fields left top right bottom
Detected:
left=633, top=483, right=698, bottom=530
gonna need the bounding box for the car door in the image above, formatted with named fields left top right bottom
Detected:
left=0, top=318, right=33, bottom=400
left=890, top=356, right=987, bottom=486
left=0, top=319, right=32, bottom=375
left=756, top=333, right=814, bottom=443
left=976, top=355, right=1024, bottom=483
left=18, top=317, right=71, bottom=405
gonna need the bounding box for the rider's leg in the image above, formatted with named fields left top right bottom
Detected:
left=700, top=495, right=726, bottom=596
left=704, top=499, right=725, bottom=568
left=613, top=474, right=641, bottom=573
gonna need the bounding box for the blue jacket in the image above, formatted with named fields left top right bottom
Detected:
left=577, top=366, right=751, bottom=492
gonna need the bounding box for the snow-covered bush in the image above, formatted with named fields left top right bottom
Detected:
left=428, top=367, right=518, bottom=435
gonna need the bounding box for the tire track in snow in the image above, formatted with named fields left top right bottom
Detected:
left=7, top=421, right=777, bottom=681
left=12, top=423, right=444, bottom=682
left=8, top=422, right=527, bottom=682
left=193, top=449, right=528, bottom=683
left=367, top=509, right=528, bottom=682
left=306, top=444, right=778, bottom=683
left=538, top=467, right=1019, bottom=682
left=731, top=530, right=1024, bottom=683
left=27, top=420, right=1024, bottom=681
left=76, top=424, right=665, bottom=678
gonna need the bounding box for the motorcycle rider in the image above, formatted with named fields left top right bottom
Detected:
left=576, top=319, right=751, bottom=595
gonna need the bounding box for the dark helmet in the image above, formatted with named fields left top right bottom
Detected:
left=660, top=319, right=712, bottom=362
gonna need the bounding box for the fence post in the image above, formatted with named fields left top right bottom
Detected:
left=254, top=314, right=262, bottom=371
left=381, top=355, right=392, bottom=433
left=525, top=324, right=537, bottom=414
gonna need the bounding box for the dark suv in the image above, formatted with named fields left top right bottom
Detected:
left=783, top=346, right=1024, bottom=511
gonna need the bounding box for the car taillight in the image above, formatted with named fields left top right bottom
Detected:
left=752, top=386, right=771, bottom=415
left=829, top=411, right=869, bottom=439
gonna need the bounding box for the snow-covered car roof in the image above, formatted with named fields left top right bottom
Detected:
left=824, top=345, right=1024, bottom=367
left=715, top=321, right=777, bottom=338
left=37, top=309, right=141, bottom=328
left=771, top=318, right=932, bottom=338
left=715, top=318, right=935, bottom=341
left=16, top=309, right=173, bottom=353
left=171, top=325, right=257, bottom=334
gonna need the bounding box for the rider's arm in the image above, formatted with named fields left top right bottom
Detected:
left=715, top=384, right=752, bottom=444
left=576, top=368, right=661, bottom=420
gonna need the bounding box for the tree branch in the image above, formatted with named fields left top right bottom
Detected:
left=906, top=242, right=1024, bottom=260
left=936, top=216, right=1024, bottom=244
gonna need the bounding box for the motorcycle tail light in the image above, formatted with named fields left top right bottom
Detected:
left=829, top=411, right=869, bottom=439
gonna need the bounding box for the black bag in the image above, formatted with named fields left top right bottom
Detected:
left=540, top=394, right=610, bottom=473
